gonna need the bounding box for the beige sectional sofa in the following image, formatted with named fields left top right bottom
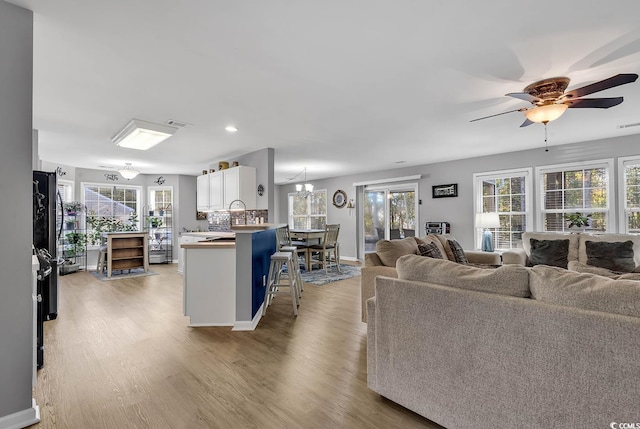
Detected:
left=367, top=255, right=640, bottom=428
left=361, top=235, right=500, bottom=322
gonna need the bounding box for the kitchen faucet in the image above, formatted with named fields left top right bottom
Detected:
left=227, top=199, right=247, bottom=225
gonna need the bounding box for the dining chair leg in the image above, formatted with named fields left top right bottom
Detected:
left=335, top=245, right=342, bottom=273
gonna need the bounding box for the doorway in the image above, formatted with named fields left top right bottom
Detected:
left=363, top=185, right=417, bottom=253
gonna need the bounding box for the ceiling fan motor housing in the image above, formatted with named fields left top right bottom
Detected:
left=523, top=77, right=571, bottom=105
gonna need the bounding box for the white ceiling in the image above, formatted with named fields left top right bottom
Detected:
left=8, top=0, right=640, bottom=183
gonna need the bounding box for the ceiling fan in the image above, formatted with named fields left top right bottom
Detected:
left=471, top=73, right=639, bottom=127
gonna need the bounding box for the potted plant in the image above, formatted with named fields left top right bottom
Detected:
left=146, top=216, right=163, bottom=228
left=63, top=201, right=84, bottom=216
left=563, top=212, right=592, bottom=229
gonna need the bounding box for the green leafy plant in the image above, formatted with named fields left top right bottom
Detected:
left=563, top=212, right=591, bottom=228
left=63, top=201, right=84, bottom=214
left=86, top=211, right=139, bottom=245
left=146, top=216, right=163, bottom=228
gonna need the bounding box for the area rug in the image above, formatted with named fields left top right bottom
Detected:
left=300, top=264, right=361, bottom=286
left=91, top=268, right=158, bottom=281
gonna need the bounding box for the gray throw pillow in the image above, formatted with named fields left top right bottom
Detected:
left=586, top=240, right=636, bottom=273
left=528, top=238, right=569, bottom=268
left=447, top=239, right=468, bottom=264
left=417, top=242, right=443, bottom=259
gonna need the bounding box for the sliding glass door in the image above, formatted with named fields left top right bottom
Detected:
left=363, top=185, right=417, bottom=252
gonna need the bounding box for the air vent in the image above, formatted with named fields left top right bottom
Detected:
left=165, top=119, right=188, bottom=128
left=617, top=122, right=640, bottom=129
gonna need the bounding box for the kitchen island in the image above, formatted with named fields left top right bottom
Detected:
left=181, top=225, right=278, bottom=330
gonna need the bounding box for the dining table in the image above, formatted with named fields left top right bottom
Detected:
left=290, top=228, right=325, bottom=271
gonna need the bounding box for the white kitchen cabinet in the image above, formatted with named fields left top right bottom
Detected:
left=196, top=174, right=210, bottom=211
left=223, top=166, right=256, bottom=209
left=196, top=166, right=256, bottom=211
left=208, top=170, right=224, bottom=210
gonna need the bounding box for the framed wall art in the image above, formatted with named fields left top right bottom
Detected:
left=432, top=183, right=458, bottom=198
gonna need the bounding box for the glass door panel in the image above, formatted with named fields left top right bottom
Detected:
left=364, top=190, right=386, bottom=252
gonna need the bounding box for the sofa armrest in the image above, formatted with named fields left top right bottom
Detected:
left=365, top=252, right=384, bottom=267
left=502, top=248, right=527, bottom=265
left=361, top=266, right=398, bottom=322
left=366, top=296, right=377, bottom=390
left=465, top=250, right=501, bottom=265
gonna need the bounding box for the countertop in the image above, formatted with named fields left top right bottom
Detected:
left=230, top=223, right=280, bottom=232
left=181, top=241, right=235, bottom=249
left=180, top=231, right=235, bottom=238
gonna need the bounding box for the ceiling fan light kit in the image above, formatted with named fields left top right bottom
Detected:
left=524, top=103, right=569, bottom=124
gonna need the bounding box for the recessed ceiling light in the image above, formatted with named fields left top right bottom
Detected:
left=225, top=125, right=238, bottom=133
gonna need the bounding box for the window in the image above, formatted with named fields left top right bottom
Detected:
left=619, top=156, right=640, bottom=233
left=537, top=159, right=613, bottom=232
left=57, top=179, right=74, bottom=203
left=83, top=183, right=142, bottom=245
left=288, top=190, right=327, bottom=229
left=474, top=168, right=531, bottom=250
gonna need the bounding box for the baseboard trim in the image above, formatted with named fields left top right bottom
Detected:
left=0, top=399, right=40, bottom=429
left=232, top=304, right=263, bottom=331
left=188, top=322, right=233, bottom=327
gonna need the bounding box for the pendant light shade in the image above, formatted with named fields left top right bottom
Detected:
left=118, top=163, right=140, bottom=180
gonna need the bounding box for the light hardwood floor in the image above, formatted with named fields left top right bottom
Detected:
left=31, top=264, right=442, bottom=429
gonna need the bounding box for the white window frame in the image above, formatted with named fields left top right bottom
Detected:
left=57, top=178, right=74, bottom=203
left=618, top=155, right=640, bottom=234
left=288, top=189, right=327, bottom=229
left=535, top=158, right=615, bottom=233
left=82, top=181, right=143, bottom=248
left=365, top=182, right=419, bottom=239
left=473, top=168, right=532, bottom=250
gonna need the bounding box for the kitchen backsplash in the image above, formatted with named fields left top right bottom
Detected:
left=207, top=210, right=269, bottom=231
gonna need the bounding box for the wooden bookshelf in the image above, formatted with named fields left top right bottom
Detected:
left=104, top=232, right=149, bottom=278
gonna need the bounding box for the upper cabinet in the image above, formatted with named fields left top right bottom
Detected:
left=196, top=166, right=256, bottom=211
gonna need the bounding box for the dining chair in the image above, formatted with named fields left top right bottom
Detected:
left=309, top=224, right=341, bottom=273
left=276, top=225, right=309, bottom=270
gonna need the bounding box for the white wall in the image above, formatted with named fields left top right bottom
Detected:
left=277, top=133, right=640, bottom=259
left=0, top=0, right=35, bottom=422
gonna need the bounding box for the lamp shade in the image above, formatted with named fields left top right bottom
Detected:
left=475, top=212, right=500, bottom=229
left=118, top=163, right=140, bottom=180
left=112, top=119, right=178, bottom=150
left=524, top=104, right=568, bottom=123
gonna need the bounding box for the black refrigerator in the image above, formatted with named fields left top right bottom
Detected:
left=33, top=171, right=61, bottom=367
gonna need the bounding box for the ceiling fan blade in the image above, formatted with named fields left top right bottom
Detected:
left=519, top=118, right=534, bottom=128
left=470, top=108, right=526, bottom=122
left=566, top=97, right=624, bottom=109
left=505, top=92, right=541, bottom=104
left=563, top=73, right=638, bottom=99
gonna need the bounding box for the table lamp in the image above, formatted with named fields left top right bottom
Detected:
left=475, top=212, right=500, bottom=252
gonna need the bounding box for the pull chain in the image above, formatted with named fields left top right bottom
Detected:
left=544, top=122, right=549, bottom=152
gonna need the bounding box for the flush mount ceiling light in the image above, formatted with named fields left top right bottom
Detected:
left=118, top=163, right=140, bottom=180
left=225, top=125, right=238, bottom=132
left=112, top=119, right=178, bottom=150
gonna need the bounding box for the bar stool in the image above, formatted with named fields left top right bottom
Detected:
left=96, top=245, right=108, bottom=274
left=280, top=245, right=304, bottom=298
left=263, top=252, right=299, bottom=317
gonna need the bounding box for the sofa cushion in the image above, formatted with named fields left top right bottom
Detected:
left=433, top=234, right=462, bottom=261
left=522, top=232, right=579, bottom=262
left=415, top=235, right=449, bottom=261
left=447, top=239, right=468, bottom=264
left=586, top=240, right=636, bottom=272
left=568, top=261, right=640, bottom=279
left=527, top=238, right=570, bottom=268
left=375, top=237, right=419, bottom=267
left=396, top=254, right=530, bottom=298
left=529, top=265, right=640, bottom=318
left=417, top=242, right=444, bottom=259
left=578, top=232, right=640, bottom=268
